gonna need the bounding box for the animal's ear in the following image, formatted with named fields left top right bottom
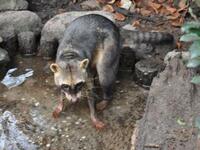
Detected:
left=80, top=59, right=89, bottom=69
left=50, top=63, right=60, bottom=73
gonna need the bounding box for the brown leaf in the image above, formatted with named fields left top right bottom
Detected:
left=148, top=2, right=162, bottom=14
left=167, top=12, right=180, bottom=20
left=96, top=0, right=115, bottom=4
left=57, top=9, right=66, bottom=14
left=103, top=4, right=115, bottom=13
left=114, top=12, right=126, bottom=21
left=178, top=1, right=188, bottom=12
left=165, top=6, right=177, bottom=14
left=132, top=20, right=140, bottom=27
left=159, top=7, right=171, bottom=15
left=140, top=8, right=151, bottom=16
left=108, top=0, right=116, bottom=4
left=158, top=0, right=166, bottom=3
left=176, top=41, right=182, bottom=49
left=171, top=17, right=184, bottom=27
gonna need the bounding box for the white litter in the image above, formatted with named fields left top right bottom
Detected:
left=1, top=68, right=34, bottom=89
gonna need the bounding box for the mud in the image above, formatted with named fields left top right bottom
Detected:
left=0, top=55, right=147, bottom=150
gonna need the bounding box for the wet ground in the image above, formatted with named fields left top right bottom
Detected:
left=0, top=55, right=147, bottom=150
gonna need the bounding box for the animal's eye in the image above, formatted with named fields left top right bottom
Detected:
left=61, top=84, right=70, bottom=90
left=75, top=81, right=85, bottom=91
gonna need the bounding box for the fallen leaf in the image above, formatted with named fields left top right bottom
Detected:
left=166, top=12, right=180, bottom=20
left=165, top=5, right=177, bottom=14
left=176, top=41, right=182, bottom=49
left=178, top=1, right=188, bottom=13
left=108, top=0, right=116, bottom=4
left=158, top=0, right=166, bottom=3
left=114, top=12, right=126, bottom=21
left=57, top=9, right=66, bottom=14
left=132, top=20, right=140, bottom=27
left=103, top=4, right=115, bottom=13
left=171, top=17, right=184, bottom=27
left=159, top=7, right=171, bottom=15
left=140, top=8, right=151, bottom=16
left=148, top=2, right=162, bottom=14
left=96, top=0, right=115, bottom=4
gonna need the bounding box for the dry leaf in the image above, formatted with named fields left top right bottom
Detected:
left=171, top=17, right=184, bottom=27
left=108, top=0, right=116, bottom=4
left=176, top=41, right=182, bottom=49
left=140, top=8, right=151, bottom=16
left=165, top=6, right=177, bottom=14
left=132, top=20, right=140, bottom=27
left=158, top=0, right=166, bottom=3
left=96, top=0, right=115, bottom=4
left=159, top=7, right=171, bottom=15
left=178, top=1, right=188, bottom=12
left=114, top=12, right=126, bottom=21
left=148, top=2, right=162, bottom=14
left=167, top=12, right=180, bottom=20
left=103, top=4, right=115, bottom=13
left=57, top=9, right=66, bottom=14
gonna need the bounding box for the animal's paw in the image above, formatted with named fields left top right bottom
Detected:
left=52, top=101, right=64, bottom=118
left=96, top=100, right=108, bottom=111
left=92, top=119, right=106, bottom=129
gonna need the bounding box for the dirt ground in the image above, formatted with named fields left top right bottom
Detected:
left=0, top=55, right=147, bottom=150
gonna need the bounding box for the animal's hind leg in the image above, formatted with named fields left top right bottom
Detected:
left=96, top=48, right=120, bottom=111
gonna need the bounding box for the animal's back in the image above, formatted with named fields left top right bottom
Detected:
left=57, top=14, right=120, bottom=61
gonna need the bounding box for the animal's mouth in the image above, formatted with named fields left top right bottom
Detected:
left=63, top=92, right=81, bottom=103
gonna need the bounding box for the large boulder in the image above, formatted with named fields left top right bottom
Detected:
left=0, top=11, right=42, bottom=57
left=0, top=0, right=28, bottom=11
left=131, top=54, right=200, bottom=150
left=39, top=11, right=115, bottom=59
left=0, top=48, right=9, bottom=64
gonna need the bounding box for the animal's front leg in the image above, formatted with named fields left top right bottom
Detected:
left=88, top=98, right=105, bottom=129
left=52, top=91, right=65, bottom=118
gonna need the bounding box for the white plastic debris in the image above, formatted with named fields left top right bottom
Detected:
left=1, top=68, right=34, bottom=89
left=119, top=0, right=132, bottom=10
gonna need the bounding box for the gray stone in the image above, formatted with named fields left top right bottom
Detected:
left=132, top=57, right=200, bottom=150
left=0, top=37, right=3, bottom=43
left=0, top=0, right=28, bottom=11
left=134, top=58, right=163, bottom=88
left=0, top=11, right=42, bottom=56
left=39, top=11, right=115, bottom=59
left=18, top=31, right=36, bottom=56
left=0, top=27, right=17, bottom=57
left=0, top=48, right=10, bottom=64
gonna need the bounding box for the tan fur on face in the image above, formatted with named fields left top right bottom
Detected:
left=50, top=61, right=88, bottom=87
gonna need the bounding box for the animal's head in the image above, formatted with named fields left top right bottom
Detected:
left=50, top=59, right=89, bottom=103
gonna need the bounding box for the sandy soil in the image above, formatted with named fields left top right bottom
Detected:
left=0, top=55, right=147, bottom=150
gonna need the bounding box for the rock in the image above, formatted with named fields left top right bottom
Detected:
left=0, top=11, right=42, bottom=56
left=134, top=59, right=163, bottom=88
left=0, top=37, right=3, bottom=43
left=0, top=0, right=28, bottom=11
left=39, top=11, right=115, bottom=59
left=0, top=11, right=42, bottom=36
left=80, top=0, right=101, bottom=10
left=0, top=48, right=10, bottom=64
left=18, top=32, right=36, bottom=56
left=0, top=48, right=10, bottom=79
left=0, top=27, right=17, bottom=57
left=132, top=56, right=200, bottom=150
left=118, top=47, right=135, bottom=78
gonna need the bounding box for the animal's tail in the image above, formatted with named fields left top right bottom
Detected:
left=120, top=29, right=174, bottom=45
